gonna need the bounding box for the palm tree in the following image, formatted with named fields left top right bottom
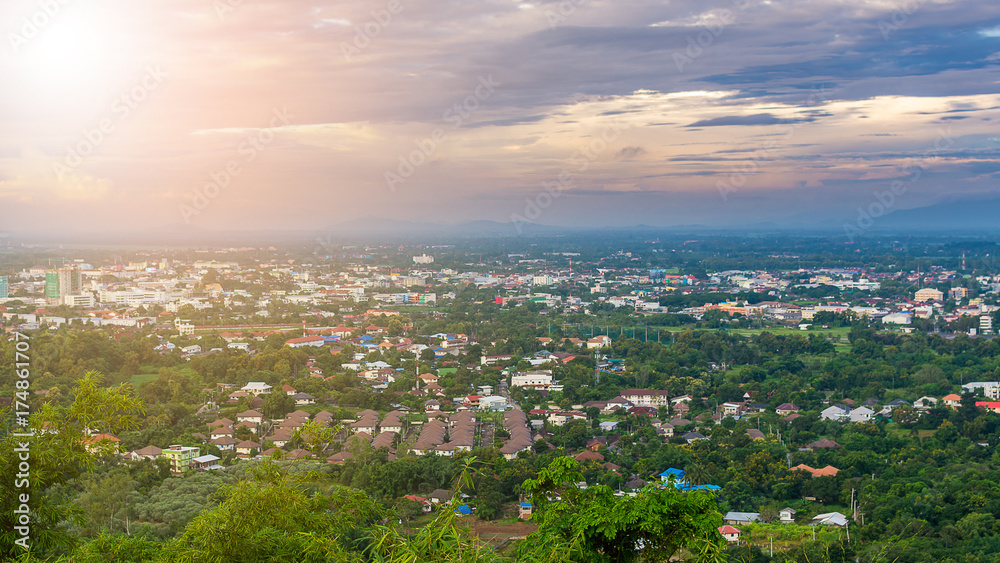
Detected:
left=685, top=462, right=710, bottom=487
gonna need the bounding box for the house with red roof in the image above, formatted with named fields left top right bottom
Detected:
left=404, top=495, right=433, bottom=513
left=976, top=401, right=1000, bottom=414
left=718, top=525, right=742, bottom=543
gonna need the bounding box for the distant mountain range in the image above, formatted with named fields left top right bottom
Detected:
left=863, top=194, right=1000, bottom=232
left=6, top=194, right=1000, bottom=245
left=749, top=193, right=1000, bottom=235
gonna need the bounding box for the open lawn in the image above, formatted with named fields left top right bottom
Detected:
left=730, top=327, right=852, bottom=338
left=832, top=343, right=853, bottom=353
left=130, top=365, right=199, bottom=389
left=130, top=372, right=159, bottom=388
left=885, top=423, right=934, bottom=440
left=657, top=326, right=852, bottom=339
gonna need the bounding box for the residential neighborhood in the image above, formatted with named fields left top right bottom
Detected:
left=3, top=236, right=1000, bottom=561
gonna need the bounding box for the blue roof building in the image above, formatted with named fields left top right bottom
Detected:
left=659, top=468, right=686, bottom=483
left=659, top=468, right=720, bottom=492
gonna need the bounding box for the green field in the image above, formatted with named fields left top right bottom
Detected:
left=130, top=371, right=159, bottom=388
left=885, top=423, right=934, bottom=440
left=657, top=326, right=851, bottom=338
left=130, top=366, right=199, bottom=389
left=832, top=342, right=853, bottom=353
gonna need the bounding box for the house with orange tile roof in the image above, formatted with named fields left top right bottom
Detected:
left=791, top=464, right=840, bottom=478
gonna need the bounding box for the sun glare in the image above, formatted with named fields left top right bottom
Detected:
left=18, top=10, right=117, bottom=88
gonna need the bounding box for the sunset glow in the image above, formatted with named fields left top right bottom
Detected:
left=2, top=0, right=999, bottom=234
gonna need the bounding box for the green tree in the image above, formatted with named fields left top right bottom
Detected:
left=0, top=370, right=146, bottom=558
left=62, top=531, right=163, bottom=563
left=685, top=462, right=711, bottom=487
left=370, top=457, right=504, bottom=563
left=162, top=462, right=383, bottom=562
left=73, top=469, right=141, bottom=536
left=262, top=392, right=295, bottom=419
left=519, top=457, right=724, bottom=563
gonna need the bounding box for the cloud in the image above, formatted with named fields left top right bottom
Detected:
left=3, top=0, right=1000, bottom=231
left=686, top=113, right=811, bottom=127
left=615, top=146, right=646, bottom=159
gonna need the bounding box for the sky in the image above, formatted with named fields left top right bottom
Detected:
left=1, top=0, right=1000, bottom=234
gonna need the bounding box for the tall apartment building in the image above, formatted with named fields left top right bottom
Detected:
left=0, top=275, right=8, bottom=298
left=45, top=267, right=82, bottom=300
left=45, top=272, right=60, bottom=299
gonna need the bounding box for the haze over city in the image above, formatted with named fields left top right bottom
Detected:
left=2, top=0, right=1000, bottom=235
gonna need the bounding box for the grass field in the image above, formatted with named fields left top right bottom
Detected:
left=130, top=371, right=159, bottom=388
left=130, top=365, right=199, bottom=388
left=648, top=325, right=855, bottom=355
left=730, top=327, right=852, bottom=338
left=657, top=326, right=851, bottom=338
left=885, top=423, right=934, bottom=439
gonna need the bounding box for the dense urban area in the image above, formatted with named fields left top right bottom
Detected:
left=3, top=233, right=1000, bottom=562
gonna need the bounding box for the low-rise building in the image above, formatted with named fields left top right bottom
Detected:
left=190, top=454, right=223, bottom=471
left=162, top=445, right=199, bottom=475
left=779, top=508, right=797, bottom=524
left=718, top=525, right=742, bottom=543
